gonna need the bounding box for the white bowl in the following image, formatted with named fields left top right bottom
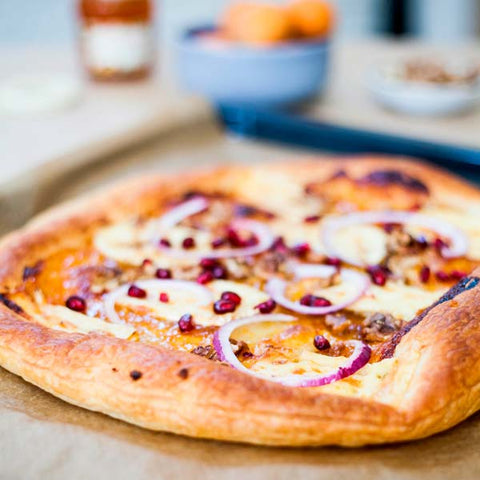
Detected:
left=367, top=61, right=480, bottom=116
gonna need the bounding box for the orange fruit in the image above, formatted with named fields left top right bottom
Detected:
left=287, top=0, right=334, bottom=38
left=222, top=2, right=291, bottom=45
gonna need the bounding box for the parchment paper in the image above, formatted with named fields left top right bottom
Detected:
left=1, top=364, right=479, bottom=480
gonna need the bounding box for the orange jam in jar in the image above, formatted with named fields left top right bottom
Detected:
left=78, top=0, right=154, bottom=81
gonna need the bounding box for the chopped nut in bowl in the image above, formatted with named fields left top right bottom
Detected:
left=368, top=57, right=480, bottom=116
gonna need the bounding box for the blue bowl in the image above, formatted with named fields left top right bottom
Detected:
left=176, top=26, right=330, bottom=108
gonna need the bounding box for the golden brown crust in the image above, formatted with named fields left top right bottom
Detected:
left=1, top=155, right=480, bottom=446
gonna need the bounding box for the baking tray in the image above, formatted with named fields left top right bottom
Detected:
left=217, top=103, right=480, bottom=181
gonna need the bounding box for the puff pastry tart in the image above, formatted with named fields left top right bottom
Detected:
left=1, top=157, right=480, bottom=446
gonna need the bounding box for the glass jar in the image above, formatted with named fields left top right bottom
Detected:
left=78, top=0, right=154, bottom=81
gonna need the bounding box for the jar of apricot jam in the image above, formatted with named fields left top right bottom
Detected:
left=78, top=0, right=154, bottom=81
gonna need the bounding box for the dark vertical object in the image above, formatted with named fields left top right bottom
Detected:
left=386, top=0, right=408, bottom=36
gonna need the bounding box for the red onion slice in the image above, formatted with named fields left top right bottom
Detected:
left=266, top=266, right=370, bottom=315
left=160, top=218, right=275, bottom=259
left=213, top=314, right=371, bottom=387
left=322, top=211, right=468, bottom=266
left=104, top=279, right=214, bottom=324
left=151, top=197, right=274, bottom=258
left=157, top=197, right=209, bottom=230
left=279, top=340, right=371, bottom=387
left=290, top=263, right=337, bottom=279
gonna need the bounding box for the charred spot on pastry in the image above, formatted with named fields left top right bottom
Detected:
left=129, top=370, right=143, bottom=381
left=304, top=170, right=349, bottom=195
left=330, top=169, right=349, bottom=180
left=0, top=293, right=24, bottom=314
left=234, top=203, right=275, bottom=219
left=177, top=368, right=189, bottom=379
left=358, top=170, right=429, bottom=194
left=22, top=260, right=44, bottom=281
left=438, top=276, right=479, bottom=301
left=181, top=190, right=207, bottom=201
left=380, top=276, right=480, bottom=359
left=180, top=190, right=225, bottom=202
left=112, top=367, right=118, bottom=372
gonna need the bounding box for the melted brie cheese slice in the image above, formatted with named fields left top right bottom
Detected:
left=94, top=220, right=214, bottom=267
left=252, top=350, right=396, bottom=400
left=308, top=280, right=445, bottom=320
left=329, top=224, right=388, bottom=265
left=236, top=169, right=324, bottom=221
left=114, top=280, right=269, bottom=327
left=40, top=305, right=135, bottom=339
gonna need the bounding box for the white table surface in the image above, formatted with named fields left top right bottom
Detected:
left=307, top=40, right=480, bottom=148
left=0, top=46, right=211, bottom=193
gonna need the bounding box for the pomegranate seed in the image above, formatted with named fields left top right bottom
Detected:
left=313, top=335, right=331, bottom=351
left=142, top=258, right=152, bottom=267
left=197, top=271, right=214, bottom=284
left=325, top=257, right=341, bottom=267
left=212, top=265, right=227, bottom=279
left=221, top=291, right=241, bottom=305
left=211, top=237, right=226, bottom=249
left=243, top=235, right=259, bottom=247
left=435, top=271, right=450, bottom=282
left=182, top=237, right=196, bottom=249
left=128, top=285, right=147, bottom=298
left=227, top=228, right=244, bottom=247
left=270, top=236, right=288, bottom=253
left=200, top=258, right=218, bottom=270
left=450, top=270, right=467, bottom=280
left=433, top=237, right=448, bottom=254
left=65, top=295, right=86, bottom=313
left=312, top=297, right=331, bottom=307
left=255, top=299, right=276, bottom=314
left=367, top=265, right=389, bottom=286
left=419, top=265, right=430, bottom=283
left=178, top=313, right=195, bottom=332
left=155, top=268, right=172, bottom=279
left=382, top=222, right=401, bottom=233
left=304, top=215, right=321, bottom=223
left=159, top=238, right=171, bottom=248
left=299, top=294, right=331, bottom=307
left=159, top=292, right=169, bottom=303
left=292, top=242, right=310, bottom=257
left=213, top=299, right=237, bottom=314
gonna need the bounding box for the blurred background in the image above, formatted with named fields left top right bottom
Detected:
left=1, top=0, right=479, bottom=45
left=1, top=0, right=479, bottom=235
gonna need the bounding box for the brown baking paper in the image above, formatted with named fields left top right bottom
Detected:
left=0, top=365, right=479, bottom=480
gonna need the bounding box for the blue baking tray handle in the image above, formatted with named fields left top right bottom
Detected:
left=217, top=103, right=480, bottom=173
